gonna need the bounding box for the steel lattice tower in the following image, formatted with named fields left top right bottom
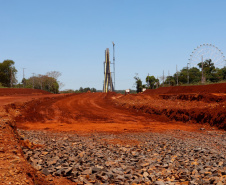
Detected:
left=103, top=48, right=114, bottom=92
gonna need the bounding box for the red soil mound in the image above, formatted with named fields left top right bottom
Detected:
left=144, top=83, right=226, bottom=95
left=0, top=88, right=51, bottom=96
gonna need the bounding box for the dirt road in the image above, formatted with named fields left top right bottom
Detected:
left=14, top=92, right=210, bottom=133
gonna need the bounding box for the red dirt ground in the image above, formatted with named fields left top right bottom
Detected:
left=0, top=88, right=51, bottom=96
left=0, top=84, right=226, bottom=184
left=14, top=92, right=212, bottom=133
left=143, top=83, right=226, bottom=94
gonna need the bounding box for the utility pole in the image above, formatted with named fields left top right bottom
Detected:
left=10, top=68, right=12, bottom=87
left=148, top=73, right=150, bottom=88
left=168, top=70, right=170, bottom=86
left=157, top=76, right=159, bottom=88
left=176, top=65, right=178, bottom=86
left=23, top=68, right=26, bottom=88
left=32, top=73, right=35, bottom=89
left=163, top=70, right=164, bottom=87
left=201, top=55, right=204, bottom=84
left=187, top=63, right=189, bottom=84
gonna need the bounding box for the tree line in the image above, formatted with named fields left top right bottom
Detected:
left=20, top=71, right=62, bottom=94
left=0, top=59, right=62, bottom=93
left=61, top=87, right=97, bottom=93
left=135, top=59, right=226, bottom=93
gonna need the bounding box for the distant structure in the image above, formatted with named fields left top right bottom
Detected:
left=103, top=48, right=114, bottom=92
left=112, top=42, right=115, bottom=90
left=125, top=89, right=130, bottom=95
left=189, top=44, right=226, bottom=83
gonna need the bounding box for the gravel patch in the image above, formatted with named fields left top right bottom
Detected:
left=18, top=129, right=226, bottom=185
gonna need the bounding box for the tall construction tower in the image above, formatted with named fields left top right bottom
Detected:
left=103, top=48, right=114, bottom=92
left=112, top=42, right=115, bottom=90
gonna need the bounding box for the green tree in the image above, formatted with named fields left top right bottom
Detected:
left=165, top=76, right=176, bottom=86
left=134, top=74, right=143, bottom=93
left=79, top=87, right=84, bottom=92
left=146, top=75, right=160, bottom=89
left=83, top=87, right=91, bottom=92
left=76, top=87, right=97, bottom=93
left=60, top=89, right=75, bottom=93
left=189, top=67, right=201, bottom=83
left=0, top=82, right=4, bottom=88
left=222, top=67, right=226, bottom=80
left=43, top=76, right=59, bottom=93
left=176, top=67, right=188, bottom=84
left=175, top=67, right=202, bottom=84
left=146, top=76, right=156, bottom=89
left=46, top=71, right=63, bottom=90
left=90, top=88, right=97, bottom=92
left=216, top=67, right=226, bottom=80
left=25, top=75, right=59, bottom=93
left=0, top=60, right=17, bottom=87
left=198, top=59, right=219, bottom=82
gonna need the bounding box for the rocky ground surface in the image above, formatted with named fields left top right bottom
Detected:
left=18, top=129, right=226, bottom=185
left=1, top=85, right=226, bottom=185
left=0, top=119, right=77, bottom=185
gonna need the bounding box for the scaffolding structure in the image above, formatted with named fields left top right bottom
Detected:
left=103, top=48, right=114, bottom=92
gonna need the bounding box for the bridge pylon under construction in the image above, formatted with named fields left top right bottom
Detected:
left=103, top=48, right=114, bottom=93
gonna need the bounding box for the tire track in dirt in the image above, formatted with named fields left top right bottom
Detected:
left=14, top=92, right=208, bottom=133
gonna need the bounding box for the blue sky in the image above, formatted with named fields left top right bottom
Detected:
left=0, top=0, right=226, bottom=90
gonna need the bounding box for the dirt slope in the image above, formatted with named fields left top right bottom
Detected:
left=0, top=88, right=51, bottom=96
left=116, top=84, right=226, bottom=130
left=143, top=83, right=226, bottom=95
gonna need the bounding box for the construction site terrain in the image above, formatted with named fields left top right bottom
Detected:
left=0, top=84, right=225, bottom=184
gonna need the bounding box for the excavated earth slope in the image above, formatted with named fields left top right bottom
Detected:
left=0, top=84, right=226, bottom=184
left=116, top=83, right=226, bottom=130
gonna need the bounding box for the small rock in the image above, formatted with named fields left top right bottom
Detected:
left=143, top=172, right=149, bottom=178
left=92, top=167, right=102, bottom=174
left=42, top=168, right=50, bottom=176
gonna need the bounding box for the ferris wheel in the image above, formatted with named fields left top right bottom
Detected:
left=189, top=44, right=226, bottom=68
